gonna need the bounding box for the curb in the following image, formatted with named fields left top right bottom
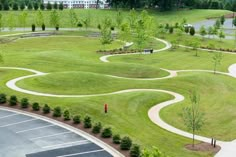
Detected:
left=0, top=106, right=124, bottom=157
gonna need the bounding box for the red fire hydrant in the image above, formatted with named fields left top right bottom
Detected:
left=104, top=104, right=108, bottom=113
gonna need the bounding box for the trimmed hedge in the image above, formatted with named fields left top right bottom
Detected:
left=83, top=115, right=92, bottom=128
left=101, top=127, right=112, bottom=138
left=43, top=104, right=51, bottom=114
left=9, top=95, right=17, bottom=106
left=21, top=98, right=29, bottom=108
left=32, top=102, right=40, bottom=111
left=92, top=122, right=102, bottom=134
left=63, top=109, right=71, bottom=121
left=120, top=136, right=132, bottom=150
left=130, top=144, right=141, bottom=157
left=53, top=106, right=62, bottom=117
left=73, top=115, right=81, bottom=124
left=0, top=93, right=6, bottom=104
left=113, top=134, right=121, bottom=144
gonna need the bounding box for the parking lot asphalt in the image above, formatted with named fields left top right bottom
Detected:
left=0, top=109, right=113, bottom=157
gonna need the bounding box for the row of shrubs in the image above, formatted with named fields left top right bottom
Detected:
left=0, top=93, right=141, bottom=157
left=199, top=46, right=236, bottom=53
left=97, top=48, right=140, bottom=55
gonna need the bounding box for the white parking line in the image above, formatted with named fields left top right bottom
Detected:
left=0, top=119, right=36, bottom=127
left=16, top=124, right=54, bottom=133
left=42, top=140, right=90, bottom=149
left=57, top=149, right=105, bottom=157
left=30, top=131, right=72, bottom=140
left=0, top=113, right=18, bottom=119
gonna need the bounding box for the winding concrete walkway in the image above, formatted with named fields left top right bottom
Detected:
left=1, top=35, right=236, bottom=156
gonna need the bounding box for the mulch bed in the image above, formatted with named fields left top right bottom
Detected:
left=1, top=103, right=130, bottom=157
left=224, top=13, right=236, bottom=18
left=185, top=142, right=221, bottom=154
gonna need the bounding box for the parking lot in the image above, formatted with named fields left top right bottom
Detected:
left=0, top=109, right=113, bottom=157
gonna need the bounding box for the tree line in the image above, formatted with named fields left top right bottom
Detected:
left=0, top=0, right=64, bottom=11
left=107, top=0, right=236, bottom=11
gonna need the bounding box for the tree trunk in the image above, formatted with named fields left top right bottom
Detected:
left=96, top=0, right=99, bottom=9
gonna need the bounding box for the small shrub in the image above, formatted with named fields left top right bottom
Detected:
left=169, top=27, right=174, bottom=34
left=92, top=122, right=102, bottom=134
left=42, top=23, right=45, bottom=31
left=21, top=98, right=29, bottom=108
left=101, top=127, right=112, bottom=138
left=9, top=95, right=17, bottom=106
left=32, top=102, right=40, bottom=111
left=32, top=24, right=36, bottom=32
left=83, top=115, right=92, bottom=128
left=113, top=134, right=121, bottom=144
left=63, top=109, right=71, bottom=121
left=97, top=24, right=101, bottom=30
left=55, top=24, right=59, bottom=31
left=110, top=26, right=115, bottom=31
left=43, top=104, right=51, bottom=114
left=0, top=93, right=6, bottom=104
left=130, top=144, right=141, bottom=157
left=53, top=106, right=62, bottom=117
left=73, top=115, right=81, bottom=124
left=77, top=22, right=83, bottom=28
left=120, top=136, right=132, bottom=150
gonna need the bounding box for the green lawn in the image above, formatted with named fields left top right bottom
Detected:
left=0, top=10, right=236, bottom=156
left=0, top=9, right=231, bottom=29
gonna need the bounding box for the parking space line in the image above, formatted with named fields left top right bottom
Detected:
left=42, top=140, right=90, bottom=149
left=30, top=131, right=72, bottom=140
left=16, top=124, right=55, bottom=133
left=0, top=119, right=36, bottom=127
left=56, top=149, right=105, bottom=157
left=0, top=113, right=18, bottom=119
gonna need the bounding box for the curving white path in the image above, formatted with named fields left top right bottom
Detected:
left=99, top=38, right=172, bottom=63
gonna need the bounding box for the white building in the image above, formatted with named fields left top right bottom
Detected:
left=44, top=0, right=109, bottom=9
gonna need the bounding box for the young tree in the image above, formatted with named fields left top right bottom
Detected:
left=214, top=19, right=221, bottom=29
left=100, top=18, right=113, bottom=47
left=199, top=25, right=207, bottom=39
left=213, top=52, right=223, bottom=74
left=218, top=29, right=225, bottom=41
left=220, top=15, right=225, bottom=25
left=12, top=2, right=18, bottom=10
left=36, top=10, right=44, bottom=27
left=53, top=2, right=58, bottom=9
left=0, top=13, right=3, bottom=32
left=20, top=2, right=25, bottom=10
left=128, top=8, right=137, bottom=30
left=135, top=20, right=147, bottom=50
left=46, top=2, right=52, bottom=10
left=118, top=22, right=131, bottom=42
left=233, top=17, right=236, bottom=27
left=40, top=3, right=45, bottom=10
left=8, top=13, right=15, bottom=31
left=59, top=2, right=64, bottom=10
left=116, top=11, right=123, bottom=28
left=34, top=2, right=39, bottom=10
left=212, top=26, right=218, bottom=39
left=3, top=2, right=9, bottom=10
left=19, top=11, right=28, bottom=31
left=189, top=41, right=200, bottom=57
left=82, top=11, right=91, bottom=30
left=69, top=9, right=78, bottom=29
left=182, top=91, right=204, bottom=147
left=27, top=2, right=33, bottom=10
left=207, top=26, right=214, bottom=38
left=50, top=10, right=60, bottom=30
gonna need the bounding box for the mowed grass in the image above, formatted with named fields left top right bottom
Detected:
left=0, top=9, right=231, bottom=28
left=111, top=47, right=236, bottom=72
left=0, top=27, right=236, bottom=157
left=0, top=36, right=168, bottom=78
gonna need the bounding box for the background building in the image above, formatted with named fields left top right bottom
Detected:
left=44, top=0, right=109, bottom=9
